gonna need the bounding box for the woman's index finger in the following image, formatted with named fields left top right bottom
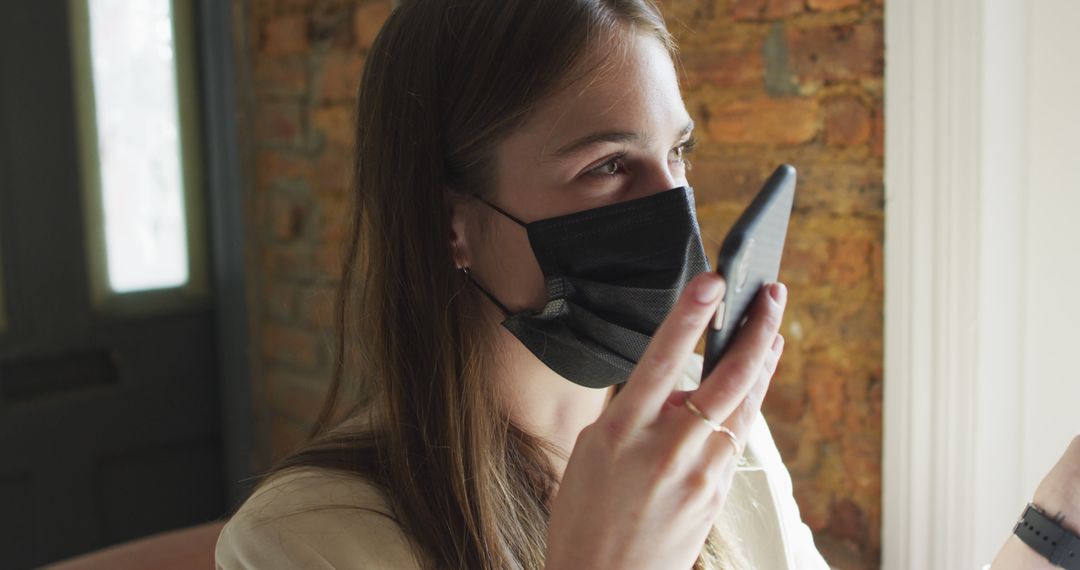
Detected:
left=606, top=272, right=726, bottom=426
left=692, top=283, right=787, bottom=423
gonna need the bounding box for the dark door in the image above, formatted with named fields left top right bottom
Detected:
left=0, top=2, right=226, bottom=567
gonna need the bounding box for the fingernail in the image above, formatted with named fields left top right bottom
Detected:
left=769, top=282, right=787, bottom=304
left=772, top=334, right=784, bottom=351
left=697, top=276, right=726, bottom=303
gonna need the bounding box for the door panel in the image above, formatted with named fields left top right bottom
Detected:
left=0, top=2, right=225, bottom=567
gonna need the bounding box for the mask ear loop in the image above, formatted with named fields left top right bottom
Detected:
left=460, top=267, right=512, bottom=318
left=470, top=194, right=528, bottom=227
left=459, top=194, right=526, bottom=318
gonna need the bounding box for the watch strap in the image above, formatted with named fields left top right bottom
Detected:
left=1014, top=502, right=1080, bottom=569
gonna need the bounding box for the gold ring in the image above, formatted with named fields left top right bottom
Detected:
left=683, top=399, right=740, bottom=451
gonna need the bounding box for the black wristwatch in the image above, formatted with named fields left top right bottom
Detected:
left=1013, top=502, right=1080, bottom=569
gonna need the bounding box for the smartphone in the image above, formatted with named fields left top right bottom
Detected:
left=701, top=164, right=796, bottom=380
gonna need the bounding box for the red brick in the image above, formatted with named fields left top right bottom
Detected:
left=276, top=0, right=314, bottom=9
left=814, top=537, right=866, bottom=570
left=842, top=432, right=882, bottom=498
left=781, top=235, right=827, bottom=286
left=264, top=281, right=298, bottom=320
left=311, top=105, right=354, bottom=148
left=870, top=237, right=884, bottom=292
left=317, top=239, right=346, bottom=281
left=765, top=419, right=803, bottom=464
left=826, top=498, right=868, bottom=544
left=732, top=0, right=805, bottom=20
left=825, top=233, right=873, bottom=288
left=870, top=106, right=884, bottom=157
left=805, top=354, right=847, bottom=438
left=807, top=0, right=861, bottom=11
left=247, top=0, right=275, bottom=15
left=269, top=192, right=307, bottom=240
left=253, top=57, right=309, bottom=99
left=842, top=387, right=876, bottom=436
left=685, top=158, right=771, bottom=205
left=310, top=3, right=353, bottom=47
left=705, top=96, right=819, bottom=145
left=312, top=147, right=352, bottom=192
left=354, top=1, right=392, bottom=50
left=792, top=162, right=884, bottom=216
left=696, top=202, right=749, bottom=250
left=773, top=332, right=807, bottom=381
left=255, top=102, right=304, bottom=147
left=255, top=150, right=313, bottom=189
left=261, top=14, right=308, bottom=56
left=781, top=422, right=825, bottom=478
left=763, top=382, right=806, bottom=422
left=824, top=96, right=872, bottom=146
left=313, top=187, right=351, bottom=242
left=267, top=367, right=327, bottom=422
left=677, top=38, right=764, bottom=89
left=793, top=479, right=834, bottom=531
left=787, top=22, right=884, bottom=82
left=264, top=243, right=318, bottom=280
left=827, top=304, right=883, bottom=350
left=299, top=284, right=338, bottom=329
left=316, top=52, right=365, bottom=102
left=270, top=414, right=313, bottom=462
left=652, top=0, right=719, bottom=28
left=263, top=323, right=320, bottom=369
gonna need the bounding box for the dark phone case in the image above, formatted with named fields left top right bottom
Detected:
left=701, top=164, right=796, bottom=380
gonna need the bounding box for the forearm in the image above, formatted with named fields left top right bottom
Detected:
left=990, top=535, right=1060, bottom=570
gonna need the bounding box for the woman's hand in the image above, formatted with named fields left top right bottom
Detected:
left=544, top=273, right=787, bottom=570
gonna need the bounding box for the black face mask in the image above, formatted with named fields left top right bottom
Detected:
left=465, top=186, right=712, bottom=389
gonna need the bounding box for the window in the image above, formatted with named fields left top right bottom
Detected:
left=70, top=0, right=206, bottom=310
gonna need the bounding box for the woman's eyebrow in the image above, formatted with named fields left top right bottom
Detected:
left=550, top=131, right=644, bottom=159
left=547, top=119, right=695, bottom=160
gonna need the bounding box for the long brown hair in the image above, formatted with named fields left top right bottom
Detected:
left=266, top=0, right=745, bottom=568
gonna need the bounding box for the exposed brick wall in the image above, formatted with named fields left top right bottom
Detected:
left=661, top=1, right=884, bottom=567
left=233, top=0, right=883, bottom=568
left=232, top=0, right=393, bottom=467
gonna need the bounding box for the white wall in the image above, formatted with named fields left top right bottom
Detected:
left=973, top=0, right=1080, bottom=561
left=1021, top=0, right=1080, bottom=510
left=884, top=0, right=1080, bottom=567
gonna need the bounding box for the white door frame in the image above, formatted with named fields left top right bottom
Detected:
left=882, top=0, right=1030, bottom=567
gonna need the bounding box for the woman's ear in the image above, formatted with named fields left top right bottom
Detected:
left=447, top=189, right=471, bottom=269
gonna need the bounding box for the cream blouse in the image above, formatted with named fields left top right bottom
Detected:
left=216, top=353, right=831, bottom=569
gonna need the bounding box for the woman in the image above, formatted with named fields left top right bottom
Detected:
left=217, top=1, right=1080, bottom=568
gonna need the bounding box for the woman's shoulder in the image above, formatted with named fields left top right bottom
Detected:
left=215, top=466, right=422, bottom=569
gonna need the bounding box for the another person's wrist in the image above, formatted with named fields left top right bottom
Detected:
left=992, top=534, right=1058, bottom=570
left=992, top=486, right=1080, bottom=569
left=1033, top=479, right=1080, bottom=536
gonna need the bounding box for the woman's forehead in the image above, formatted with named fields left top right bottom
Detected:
left=512, top=33, right=690, bottom=165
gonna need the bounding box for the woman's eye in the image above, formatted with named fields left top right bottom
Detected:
left=586, top=154, right=627, bottom=177
left=672, top=136, right=697, bottom=170
left=584, top=136, right=697, bottom=179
